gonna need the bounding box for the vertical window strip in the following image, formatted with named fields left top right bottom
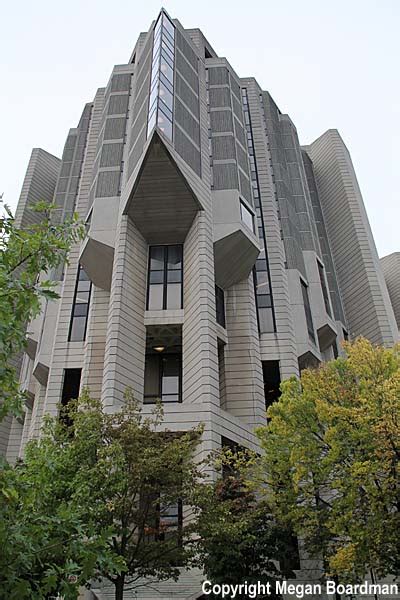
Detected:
left=215, top=285, right=226, bottom=328
left=147, top=12, right=175, bottom=141
left=68, top=266, right=92, bottom=342
left=301, top=280, right=316, bottom=344
left=241, top=88, right=276, bottom=333
left=317, top=260, right=332, bottom=318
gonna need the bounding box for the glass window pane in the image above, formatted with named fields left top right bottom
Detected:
left=159, top=83, right=173, bottom=112
left=162, top=24, right=175, bottom=48
left=75, top=291, right=90, bottom=304
left=159, top=98, right=173, bottom=120
left=167, top=245, right=182, bottom=269
left=257, top=294, right=272, bottom=308
left=154, top=13, right=162, bottom=36
left=149, top=85, right=158, bottom=112
left=161, top=45, right=174, bottom=68
left=160, top=59, right=174, bottom=84
left=167, top=270, right=181, bottom=283
left=162, top=394, right=179, bottom=403
left=162, top=356, right=179, bottom=396
left=166, top=283, right=181, bottom=309
left=162, top=15, right=175, bottom=40
left=256, top=258, right=268, bottom=271
left=73, top=303, right=88, bottom=317
left=152, top=49, right=161, bottom=71
left=147, top=110, right=157, bottom=135
left=150, top=270, right=164, bottom=284
left=69, top=316, right=86, bottom=341
left=148, top=284, right=164, bottom=310
left=77, top=279, right=91, bottom=292
left=256, top=271, right=269, bottom=293
left=153, top=29, right=161, bottom=51
left=144, top=355, right=160, bottom=399
left=161, top=33, right=174, bottom=57
left=157, top=111, right=173, bottom=140
left=160, top=72, right=173, bottom=94
left=150, top=246, right=165, bottom=270
left=78, top=268, right=90, bottom=281
left=162, top=376, right=179, bottom=395
left=240, top=201, right=254, bottom=232
left=259, top=307, right=274, bottom=333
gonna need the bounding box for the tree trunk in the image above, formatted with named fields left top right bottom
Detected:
left=115, top=575, right=125, bottom=600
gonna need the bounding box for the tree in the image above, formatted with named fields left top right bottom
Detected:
left=0, top=423, right=118, bottom=600
left=194, top=449, right=297, bottom=599
left=256, top=338, right=400, bottom=582
left=0, top=390, right=203, bottom=599
left=0, top=199, right=84, bottom=421
left=0, top=198, right=86, bottom=597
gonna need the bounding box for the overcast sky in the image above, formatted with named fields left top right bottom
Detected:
left=1, top=0, right=399, bottom=257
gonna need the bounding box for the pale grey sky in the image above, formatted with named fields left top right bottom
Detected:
left=1, top=0, right=399, bottom=256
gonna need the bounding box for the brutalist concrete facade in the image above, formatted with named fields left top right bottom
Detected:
left=381, top=252, right=400, bottom=332
left=3, top=10, right=399, bottom=598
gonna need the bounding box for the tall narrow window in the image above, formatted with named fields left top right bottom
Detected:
left=317, top=260, right=332, bottom=318
left=242, top=87, right=276, bottom=333
left=147, top=11, right=175, bottom=141
left=301, top=280, right=316, bottom=344
left=240, top=200, right=254, bottom=232
left=218, top=343, right=226, bottom=409
left=61, top=369, right=81, bottom=408
left=262, top=361, right=281, bottom=411
left=61, top=368, right=81, bottom=425
left=143, top=492, right=183, bottom=544
left=215, top=285, right=226, bottom=328
left=147, top=245, right=183, bottom=310
left=69, top=266, right=92, bottom=341
left=144, top=354, right=182, bottom=403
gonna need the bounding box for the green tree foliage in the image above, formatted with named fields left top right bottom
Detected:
left=0, top=390, right=203, bottom=599
left=194, top=450, right=297, bottom=599
left=0, top=199, right=84, bottom=420
left=257, top=338, right=400, bottom=581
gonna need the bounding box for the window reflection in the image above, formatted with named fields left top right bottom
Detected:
left=147, top=12, right=175, bottom=141
left=147, top=245, right=183, bottom=310
left=242, top=87, right=276, bottom=333
left=144, top=353, right=182, bottom=403
left=69, top=266, right=92, bottom=342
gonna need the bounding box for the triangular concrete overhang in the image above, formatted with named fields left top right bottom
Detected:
left=122, top=130, right=205, bottom=244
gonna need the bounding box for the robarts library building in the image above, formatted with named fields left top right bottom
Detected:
left=2, top=9, right=399, bottom=600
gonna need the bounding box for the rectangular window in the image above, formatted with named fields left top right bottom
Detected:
left=262, top=361, right=281, bottom=411
left=61, top=368, right=81, bottom=425
left=143, top=491, right=182, bottom=544
left=240, top=200, right=254, bottom=233
left=218, top=343, right=226, bottom=409
left=144, top=353, right=182, bottom=403
left=254, top=268, right=275, bottom=334
left=69, top=266, right=92, bottom=341
left=215, top=285, right=226, bottom=328
left=147, top=245, right=183, bottom=310
left=301, top=280, right=316, bottom=344
left=317, top=260, right=332, bottom=318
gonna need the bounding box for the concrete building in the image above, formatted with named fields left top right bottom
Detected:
left=381, top=253, right=400, bottom=334
left=2, top=9, right=398, bottom=598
